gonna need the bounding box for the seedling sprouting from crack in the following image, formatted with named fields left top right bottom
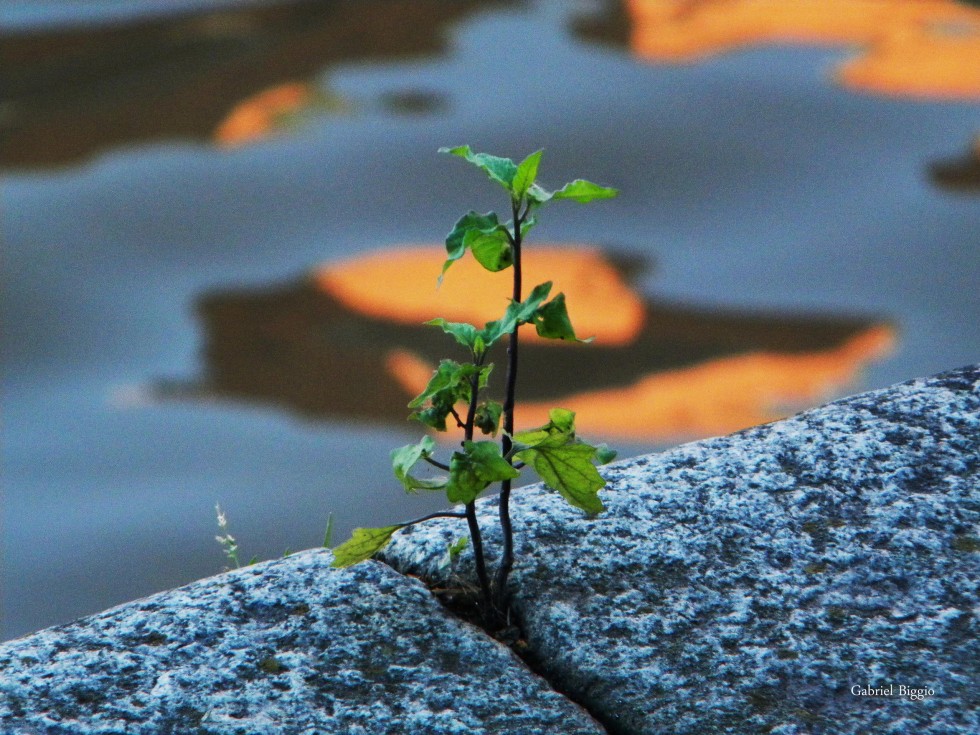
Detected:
left=332, top=146, right=618, bottom=628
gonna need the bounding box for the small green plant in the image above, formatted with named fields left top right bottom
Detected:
left=214, top=504, right=257, bottom=569
left=332, top=146, right=618, bottom=626
left=214, top=507, right=337, bottom=569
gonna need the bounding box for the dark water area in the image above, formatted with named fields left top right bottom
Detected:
left=3, top=0, right=978, bottom=641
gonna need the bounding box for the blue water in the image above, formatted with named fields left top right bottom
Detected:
left=2, top=0, right=978, bottom=640
left=0, top=0, right=279, bottom=30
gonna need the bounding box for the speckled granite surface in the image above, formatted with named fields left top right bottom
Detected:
left=0, top=553, right=605, bottom=734
left=383, top=365, right=980, bottom=735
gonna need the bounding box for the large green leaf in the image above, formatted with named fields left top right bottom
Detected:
left=515, top=443, right=606, bottom=514
left=481, top=281, right=553, bottom=346
left=443, top=211, right=500, bottom=276
left=473, top=400, right=503, bottom=435
left=331, top=525, right=401, bottom=567
left=408, top=360, right=472, bottom=409
left=464, top=227, right=513, bottom=272
left=446, top=440, right=520, bottom=505
left=513, top=149, right=543, bottom=200
left=440, top=145, right=518, bottom=192
left=534, top=293, right=591, bottom=342
left=514, top=407, right=576, bottom=448
left=425, top=318, right=481, bottom=351
left=552, top=179, right=619, bottom=203
left=408, top=360, right=486, bottom=431
left=513, top=408, right=608, bottom=513
left=391, top=436, right=447, bottom=493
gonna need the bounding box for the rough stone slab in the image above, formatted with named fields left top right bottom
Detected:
left=384, top=365, right=980, bottom=735
left=0, top=551, right=605, bottom=735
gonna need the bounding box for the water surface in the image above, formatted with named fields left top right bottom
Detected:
left=3, top=0, right=978, bottom=641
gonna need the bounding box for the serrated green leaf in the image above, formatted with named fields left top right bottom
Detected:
left=552, top=179, right=618, bottom=203
left=545, top=407, right=576, bottom=433
left=439, top=145, right=518, bottom=192
left=474, top=400, right=503, bottom=435
left=391, top=436, right=448, bottom=493
left=331, top=525, right=400, bottom=568
left=408, top=360, right=477, bottom=409
left=514, top=407, right=576, bottom=448
left=514, top=443, right=606, bottom=514
left=464, top=227, right=513, bottom=272
left=534, top=293, right=592, bottom=342
left=409, top=360, right=484, bottom=431
left=446, top=440, right=520, bottom=505
left=513, top=149, right=543, bottom=200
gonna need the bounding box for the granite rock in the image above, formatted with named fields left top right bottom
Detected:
left=384, top=365, right=980, bottom=735
left=0, top=551, right=605, bottom=734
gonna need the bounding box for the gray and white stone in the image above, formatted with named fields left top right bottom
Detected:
left=384, top=365, right=980, bottom=735
left=0, top=551, right=605, bottom=734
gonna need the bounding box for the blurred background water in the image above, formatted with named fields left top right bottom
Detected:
left=2, top=0, right=978, bottom=641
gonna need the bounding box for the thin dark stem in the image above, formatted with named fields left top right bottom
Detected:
left=423, top=456, right=451, bottom=472
left=463, top=369, right=493, bottom=617
left=492, top=197, right=524, bottom=615
left=449, top=407, right=465, bottom=429
left=465, top=501, right=492, bottom=616
left=398, top=510, right=467, bottom=527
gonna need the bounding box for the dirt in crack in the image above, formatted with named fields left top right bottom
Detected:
left=427, top=581, right=529, bottom=655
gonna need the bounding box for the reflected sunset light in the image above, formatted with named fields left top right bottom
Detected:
left=214, top=82, right=318, bottom=147
left=188, top=245, right=896, bottom=444
left=618, top=0, right=980, bottom=99
left=313, top=245, right=646, bottom=346
left=386, top=324, right=895, bottom=442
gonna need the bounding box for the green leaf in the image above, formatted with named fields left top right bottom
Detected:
left=331, top=525, right=400, bottom=568
left=545, top=407, right=576, bottom=433
left=443, top=211, right=500, bottom=277
left=515, top=443, right=606, bottom=514
left=446, top=440, right=520, bottom=505
left=425, top=318, right=481, bottom=351
left=464, top=227, right=513, bottom=272
left=448, top=536, right=469, bottom=560
left=519, top=214, right=537, bottom=239
left=474, top=400, right=503, bottom=435
left=408, top=360, right=484, bottom=431
left=526, top=182, right=553, bottom=205
left=514, top=407, right=576, bottom=448
left=594, top=443, right=618, bottom=465
left=440, top=145, right=518, bottom=193
left=391, top=436, right=448, bottom=493
left=552, top=179, right=618, bottom=203
left=534, top=293, right=592, bottom=342
left=481, top=281, right=553, bottom=346
left=414, top=406, right=451, bottom=432
left=513, top=149, right=543, bottom=200
left=408, top=360, right=477, bottom=409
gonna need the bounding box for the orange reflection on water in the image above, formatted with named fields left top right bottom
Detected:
left=837, top=19, right=980, bottom=99
left=626, top=0, right=980, bottom=99
left=214, top=82, right=314, bottom=147
left=386, top=324, right=896, bottom=442
left=313, top=245, right=646, bottom=346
